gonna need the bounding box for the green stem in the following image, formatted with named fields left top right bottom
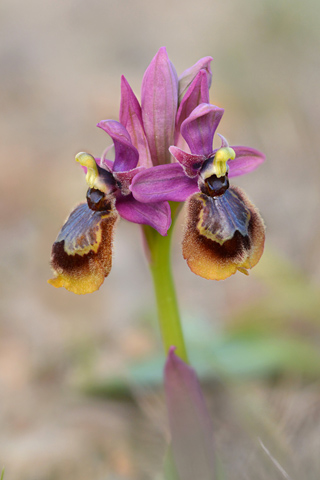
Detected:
left=143, top=203, right=188, bottom=363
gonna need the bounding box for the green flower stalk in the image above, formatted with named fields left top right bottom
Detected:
left=143, top=203, right=188, bottom=363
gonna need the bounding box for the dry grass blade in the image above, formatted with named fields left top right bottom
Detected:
left=258, top=438, right=292, bottom=480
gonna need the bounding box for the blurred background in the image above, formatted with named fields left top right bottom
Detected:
left=1, top=0, right=320, bottom=478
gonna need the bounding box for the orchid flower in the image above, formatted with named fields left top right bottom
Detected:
left=48, top=122, right=171, bottom=295
left=131, top=103, right=266, bottom=280
left=48, top=48, right=214, bottom=295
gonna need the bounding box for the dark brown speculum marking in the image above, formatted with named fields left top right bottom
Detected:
left=86, top=188, right=113, bottom=212
left=200, top=174, right=229, bottom=197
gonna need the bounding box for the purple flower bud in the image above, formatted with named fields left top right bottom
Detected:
left=164, top=347, right=216, bottom=480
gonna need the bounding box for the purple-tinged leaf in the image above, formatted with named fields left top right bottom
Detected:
left=228, top=146, right=266, bottom=177
left=178, top=56, right=213, bottom=105
left=164, top=347, right=216, bottom=480
left=141, top=47, right=178, bottom=165
left=181, top=103, right=224, bottom=156
left=115, top=194, right=171, bottom=235
left=97, top=120, right=139, bottom=172
left=130, top=163, right=198, bottom=203
left=119, top=76, right=153, bottom=168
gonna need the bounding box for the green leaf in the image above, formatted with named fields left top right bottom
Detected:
left=204, top=334, right=320, bottom=378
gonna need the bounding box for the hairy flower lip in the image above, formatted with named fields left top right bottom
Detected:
left=49, top=203, right=119, bottom=295
left=182, top=187, right=265, bottom=280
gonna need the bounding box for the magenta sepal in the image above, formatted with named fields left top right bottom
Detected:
left=130, top=163, right=198, bottom=203
left=178, top=56, right=213, bottom=104
left=115, top=194, right=171, bottom=236
left=228, top=146, right=266, bottom=177
left=119, top=76, right=153, bottom=168
left=141, top=47, right=178, bottom=165
left=97, top=119, right=139, bottom=172
left=176, top=71, right=210, bottom=132
left=164, top=347, right=215, bottom=480
left=181, top=103, right=224, bottom=156
left=175, top=70, right=210, bottom=148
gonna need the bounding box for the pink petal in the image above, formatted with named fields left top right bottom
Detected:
left=119, top=76, right=153, bottom=168
left=175, top=70, right=210, bottom=147
left=97, top=120, right=139, bottom=172
left=116, top=194, right=171, bottom=235
left=228, top=146, right=266, bottom=177
left=130, top=163, right=198, bottom=203
left=181, top=103, right=224, bottom=156
left=141, top=47, right=178, bottom=165
left=178, top=56, right=213, bottom=104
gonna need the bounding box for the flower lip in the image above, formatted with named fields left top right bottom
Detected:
left=49, top=203, right=119, bottom=294
left=182, top=186, right=265, bottom=280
